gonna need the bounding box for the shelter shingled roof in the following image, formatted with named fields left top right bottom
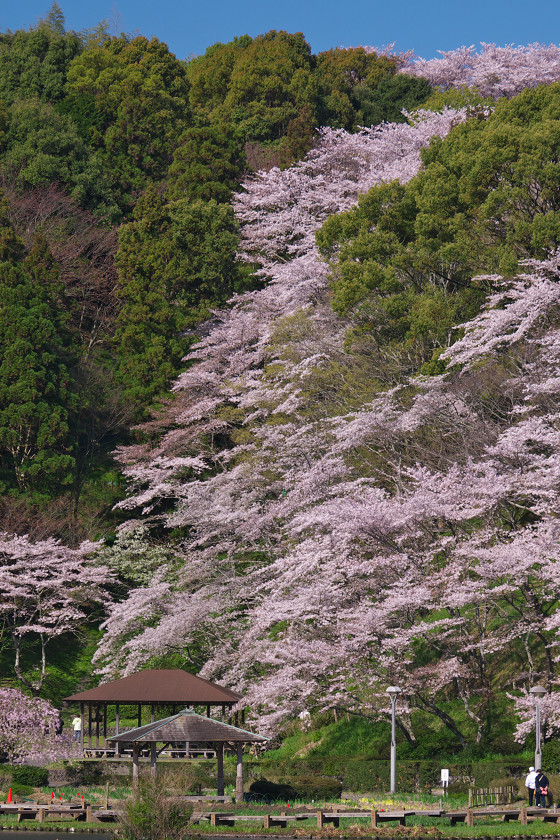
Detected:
left=107, top=709, right=267, bottom=744
left=64, top=669, right=241, bottom=704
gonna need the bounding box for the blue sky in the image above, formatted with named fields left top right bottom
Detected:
left=2, top=0, right=560, bottom=61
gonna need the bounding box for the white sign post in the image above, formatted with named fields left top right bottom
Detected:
left=441, top=769, right=449, bottom=792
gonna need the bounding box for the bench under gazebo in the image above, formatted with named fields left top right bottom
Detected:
left=107, top=708, right=268, bottom=801
left=65, top=669, right=242, bottom=756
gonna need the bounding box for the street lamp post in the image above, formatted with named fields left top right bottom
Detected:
left=386, top=686, right=402, bottom=794
left=530, top=685, right=546, bottom=769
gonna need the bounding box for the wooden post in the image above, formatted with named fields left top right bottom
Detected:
left=137, top=704, right=141, bottom=728
left=86, top=804, right=92, bottom=822
left=95, top=704, right=100, bottom=748
left=150, top=743, right=157, bottom=778
left=216, top=742, right=224, bottom=796
left=236, top=742, right=244, bottom=803
left=370, top=810, right=378, bottom=828
left=221, top=704, right=226, bottom=722
left=207, top=704, right=211, bottom=717
left=151, top=704, right=155, bottom=723
left=132, top=746, right=139, bottom=789
left=467, top=809, right=474, bottom=827
left=80, top=702, right=84, bottom=751
left=88, top=703, right=92, bottom=749
left=520, top=806, right=528, bottom=825
left=37, top=808, right=45, bottom=823
left=316, top=811, right=324, bottom=828
left=104, top=784, right=109, bottom=809
left=241, top=707, right=245, bottom=725
left=103, top=703, right=107, bottom=744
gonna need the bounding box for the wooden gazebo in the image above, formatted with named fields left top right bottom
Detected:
left=107, top=709, right=268, bottom=801
left=65, top=669, right=242, bottom=754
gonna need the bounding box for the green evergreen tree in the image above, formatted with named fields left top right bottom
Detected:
left=114, top=186, right=183, bottom=404
left=0, top=216, right=76, bottom=494
left=166, top=123, right=246, bottom=203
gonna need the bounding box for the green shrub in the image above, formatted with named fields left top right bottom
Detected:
left=10, top=783, right=34, bottom=796
left=11, top=766, right=49, bottom=787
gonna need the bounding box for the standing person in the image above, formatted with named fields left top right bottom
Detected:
left=525, top=766, right=537, bottom=806
left=72, top=714, right=82, bottom=744
left=535, top=768, right=549, bottom=807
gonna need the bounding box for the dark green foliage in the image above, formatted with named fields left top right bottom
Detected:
left=188, top=31, right=317, bottom=143
left=0, top=218, right=77, bottom=494
left=317, top=82, right=560, bottom=373
left=354, top=73, right=433, bottom=125
left=187, top=36, right=421, bottom=167
left=114, top=186, right=182, bottom=404
left=246, top=757, right=529, bottom=794
left=65, top=35, right=191, bottom=208
left=1, top=99, right=117, bottom=217
left=315, top=48, right=430, bottom=130
left=166, top=123, right=246, bottom=203
left=11, top=765, right=49, bottom=787
left=115, top=186, right=245, bottom=404
left=0, top=7, right=82, bottom=106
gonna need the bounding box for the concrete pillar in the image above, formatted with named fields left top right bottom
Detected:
left=132, top=746, right=139, bottom=789
left=236, top=742, right=244, bottom=803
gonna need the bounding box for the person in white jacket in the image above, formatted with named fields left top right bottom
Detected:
left=525, top=766, right=537, bottom=806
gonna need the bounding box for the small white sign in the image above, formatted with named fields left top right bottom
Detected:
left=441, top=769, right=449, bottom=786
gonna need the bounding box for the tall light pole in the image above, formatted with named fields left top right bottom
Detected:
left=386, top=686, right=402, bottom=794
left=530, top=685, right=546, bottom=769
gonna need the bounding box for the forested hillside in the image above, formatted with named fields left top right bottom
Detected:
left=3, top=4, right=560, bottom=760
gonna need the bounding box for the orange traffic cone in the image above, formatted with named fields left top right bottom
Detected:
left=7, top=788, right=12, bottom=803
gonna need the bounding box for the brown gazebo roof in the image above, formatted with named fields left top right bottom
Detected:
left=65, top=669, right=241, bottom=704
left=107, top=709, right=267, bottom=744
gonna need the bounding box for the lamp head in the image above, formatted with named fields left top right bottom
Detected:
left=530, top=685, right=547, bottom=698
left=386, top=686, right=402, bottom=696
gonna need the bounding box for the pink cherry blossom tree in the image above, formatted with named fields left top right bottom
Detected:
left=0, top=533, right=112, bottom=692
left=96, top=98, right=560, bottom=746
left=0, top=687, right=79, bottom=764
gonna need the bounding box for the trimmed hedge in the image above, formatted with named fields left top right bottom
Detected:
left=242, top=757, right=530, bottom=793
left=11, top=766, right=49, bottom=787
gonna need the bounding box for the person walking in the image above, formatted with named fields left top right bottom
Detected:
left=535, top=768, right=550, bottom=807
left=525, top=766, right=537, bottom=806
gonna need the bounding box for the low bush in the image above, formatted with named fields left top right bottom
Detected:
left=11, top=766, right=49, bottom=787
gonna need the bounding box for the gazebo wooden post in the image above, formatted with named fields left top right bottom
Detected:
left=221, top=704, right=225, bottom=723
left=235, top=742, right=244, bottom=803
left=115, top=704, right=120, bottom=756
left=206, top=704, right=211, bottom=718
left=150, top=743, right=157, bottom=778
left=151, top=704, right=155, bottom=723
left=95, top=705, right=100, bottom=748
left=132, top=746, right=139, bottom=788
left=80, top=703, right=84, bottom=751
left=216, top=742, right=224, bottom=796
left=103, top=703, right=107, bottom=745
left=88, top=703, right=92, bottom=749
left=137, top=704, right=141, bottom=728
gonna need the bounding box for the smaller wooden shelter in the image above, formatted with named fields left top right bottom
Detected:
left=107, top=709, right=267, bottom=801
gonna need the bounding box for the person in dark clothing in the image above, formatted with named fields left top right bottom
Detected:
left=535, top=769, right=550, bottom=807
